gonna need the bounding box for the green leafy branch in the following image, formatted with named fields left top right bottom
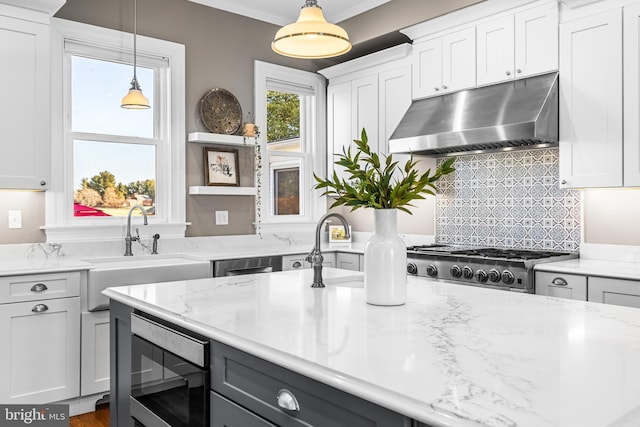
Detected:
left=314, top=128, right=455, bottom=214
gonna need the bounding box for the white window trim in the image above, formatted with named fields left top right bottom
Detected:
left=44, top=18, right=186, bottom=242
left=254, top=61, right=326, bottom=233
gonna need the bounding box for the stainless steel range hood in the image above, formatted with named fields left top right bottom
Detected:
left=388, top=72, right=559, bottom=156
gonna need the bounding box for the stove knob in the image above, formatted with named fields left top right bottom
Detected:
left=450, top=265, right=462, bottom=278
left=462, top=266, right=474, bottom=279
left=476, top=269, right=488, bottom=283
left=489, top=269, right=501, bottom=283
left=407, top=263, right=418, bottom=275
left=426, top=265, right=438, bottom=277
left=502, top=270, right=515, bottom=284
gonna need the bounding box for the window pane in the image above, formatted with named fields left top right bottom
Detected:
left=266, top=90, right=300, bottom=152
left=72, top=56, right=154, bottom=138
left=270, top=156, right=301, bottom=216
left=73, top=140, right=156, bottom=217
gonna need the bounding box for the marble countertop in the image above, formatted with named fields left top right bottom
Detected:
left=104, top=268, right=640, bottom=427
left=535, top=258, right=640, bottom=281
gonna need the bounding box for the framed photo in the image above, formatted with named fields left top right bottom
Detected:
left=329, top=225, right=352, bottom=243
left=204, top=147, right=240, bottom=186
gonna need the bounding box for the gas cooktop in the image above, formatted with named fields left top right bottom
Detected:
left=406, top=244, right=578, bottom=293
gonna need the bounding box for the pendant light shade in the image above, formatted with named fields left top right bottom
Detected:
left=122, top=0, right=150, bottom=109
left=272, top=0, right=351, bottom=59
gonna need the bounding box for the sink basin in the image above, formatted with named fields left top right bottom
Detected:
left=321, top=271, right=364, bottom=288
left=85, top=254, right=212, bottom=311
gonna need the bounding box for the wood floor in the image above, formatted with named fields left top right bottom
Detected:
left=69, top=405, right=110, bottom=427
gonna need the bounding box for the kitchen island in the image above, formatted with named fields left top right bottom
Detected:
left=104, top=268, right=640, bottom=427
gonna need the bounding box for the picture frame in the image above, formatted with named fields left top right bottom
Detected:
left=204, top=147, right=240, bottom=186
left=329, top=225, right=352, bottom=243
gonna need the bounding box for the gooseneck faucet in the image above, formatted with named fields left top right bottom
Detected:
left=124, top=205, right=148, bottom=256
left=307, top=213, right=351, bottom=288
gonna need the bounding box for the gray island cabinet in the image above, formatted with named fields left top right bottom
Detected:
left=105, top=268, right=640, bottom=427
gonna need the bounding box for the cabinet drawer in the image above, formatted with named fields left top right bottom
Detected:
left=535, top=271, right=587, bottom=301
left=0, top=271, right=81, bottom=304
left=211, top=341, right=410, bottom=427
left=336, top=252, right=360, bottom=271
left=588, top=276, right=640, bottom=308
left=211, top=392, right=276, bottom=427
left=281, top=254, right=310, bottom=271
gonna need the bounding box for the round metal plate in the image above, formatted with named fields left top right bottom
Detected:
left=199, top=88, right=242, bottom=134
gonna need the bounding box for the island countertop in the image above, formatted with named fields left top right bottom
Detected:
left=104, top=269, right=640, bottom=427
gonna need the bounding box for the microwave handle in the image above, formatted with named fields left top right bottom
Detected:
left=226, top=266, right=273, bottom=276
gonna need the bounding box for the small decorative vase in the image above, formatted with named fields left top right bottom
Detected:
left=364, top=209, right=407, bottom=306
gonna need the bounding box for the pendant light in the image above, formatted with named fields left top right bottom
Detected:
left=121, top=0, right=150, bottom=109
left=272, top=0, right=351, bottom=59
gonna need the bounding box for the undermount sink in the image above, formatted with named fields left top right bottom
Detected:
left=85, top=254, right=212, bottom=311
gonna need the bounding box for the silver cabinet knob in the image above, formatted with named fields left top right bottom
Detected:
left=434, top=87, right=440, bottom=92
left=516, top=68, right=522, bottom=74
left=276, top=389, right=300, bottom=412
left=560, top=179, right=567, bottom=185
left=40, top=180, right=46, bottom=186
left=552, top=277, right=568, bottom=286
left=505, top=70, right=512, bottom=76
left=30, top=283, right=48, bottom=292
left=442, top=85, right=448, bottom=90
left=32, top=304, right=49, bottom=313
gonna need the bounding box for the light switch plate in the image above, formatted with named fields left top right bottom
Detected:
left=8, top=210, right=22, bottom=229
left=215, top=210, right=229, bottom=225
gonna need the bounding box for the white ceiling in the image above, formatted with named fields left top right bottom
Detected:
left=187, top=0, right=392, bottom=26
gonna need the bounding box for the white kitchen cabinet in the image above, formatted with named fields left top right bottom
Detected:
left=0, top=295, right=80, bottom=403
left=535, top=271, right=587, bottom=300
left=327, top=81, right=353, bottom=179
left=588, top=276, right=640, bottom=309
left=624, top=3, right=640, bottom=187
left=559, top=9, right=623, bottom=188
left=412, top=27, right=476, bottom=99
left=476, top=2, right=558, bottom=86
left=336, top=252, right=360, bottom=271
left=359, top=254, right=365, bottom=272
left=281, top=253, right=336, bottom=270
left=378, top=64, right=412, bottom=151
left=81, top=310, right=110, bottom=396
left=352, top=74, right=379, bottom=153
left=0, top=10, right=50, bottom=190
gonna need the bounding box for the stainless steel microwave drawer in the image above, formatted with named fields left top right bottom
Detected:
left=211, top=341, right=410, bottom=427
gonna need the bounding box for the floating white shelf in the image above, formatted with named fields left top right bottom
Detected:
left=188, top=132, right=255, bottom=147
left=188, top=186, right=257, bottom=196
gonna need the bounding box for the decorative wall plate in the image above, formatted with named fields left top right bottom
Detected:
left=199, top=88, right=242, bottom=134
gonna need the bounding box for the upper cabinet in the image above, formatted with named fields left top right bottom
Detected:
left=624, top=3, right=640, bottom=187
left=412, top=27, right=476, bottom=99
left=0, top=4, right=58, bottom=190
left=320, top=45, right=412, bottom=180
left=404, top=0, right=559, bottom=99
left=477, top=2, right=558, bottom=86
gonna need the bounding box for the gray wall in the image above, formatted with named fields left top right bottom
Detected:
left=0, top=192, right=45, bottom=244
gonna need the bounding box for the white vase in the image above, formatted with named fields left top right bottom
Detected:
left=364, top=209, right=407, bottom=306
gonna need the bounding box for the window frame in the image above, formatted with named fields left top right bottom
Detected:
left=45, top=18, right=186, bottom=242
left=254, top=61, right=327, bottom=232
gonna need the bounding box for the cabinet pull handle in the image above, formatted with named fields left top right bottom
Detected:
left=276, top=388, right=300, bottom=412
left=32, top=304, right=49, bottom=313
left=560, top=179, right=567, bottom=185
left=31, top=283, right=48, bottom=292
left=292, top=261, right=302, bottom=269
left=434, top=87, right=440, bottom=92
left=516, top=68, right=522, bottom=74
left=505, top=70, right=511, bottom=76
left=40, top=180, right=46, bottom=186
left=442, top=85, right=448, bottom=90
left=551, top=277, right=568, bottom=286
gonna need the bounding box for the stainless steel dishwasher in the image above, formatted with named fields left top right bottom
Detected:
left=213, top=255, right=283, bottom=276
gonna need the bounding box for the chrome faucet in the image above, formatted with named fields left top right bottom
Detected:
left=307, top=213, right=351, bottom=287
left=124, top=205, right=148, bottom=256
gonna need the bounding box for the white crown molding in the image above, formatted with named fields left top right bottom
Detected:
left=318, top=43, right=411, bottom=80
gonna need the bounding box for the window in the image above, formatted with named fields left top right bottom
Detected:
left=254, top=61, right=326, bottom=230
left=46, top=19, right=186, bottom=241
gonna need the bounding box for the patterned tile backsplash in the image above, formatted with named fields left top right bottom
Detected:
left=435, top=148, right=581, bottom=252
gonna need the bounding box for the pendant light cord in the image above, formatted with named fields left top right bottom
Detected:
left=133, top=0, right=138, bottom=82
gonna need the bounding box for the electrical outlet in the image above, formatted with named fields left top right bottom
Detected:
left=8, top=210, right=22, bottom=229
left=215, top=210, right=229, bottom=225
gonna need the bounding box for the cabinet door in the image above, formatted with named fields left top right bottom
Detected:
left=0, top=15, right=50, bottom=190
left=442, top=27, right=476, bottom=93
left=282, top=254, right=310, bottom=271
left=535, top=271, right=587, bottom=300
left=477, top=15, right=515, bottom=86
left=81, top=311, right=110, bottom=396
left=327, top=81, right=353, bottom=179
left=0, top=297, right=80, bottom=403
left=515, top=2, right=559, bottom=78
left=336, top=252, right=360, bottom=271
left=624, top=3, right=640, bottom=187
left=411, top=38, right=442, bottom=99
left=589, top=276, right=640, bottom=308
left=378, top=64, right=412, bottom=156
left=559, top=9, right=623, bottom=188
left=352, top=74, right=379, bottom=152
